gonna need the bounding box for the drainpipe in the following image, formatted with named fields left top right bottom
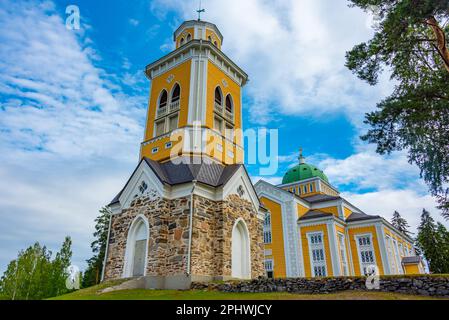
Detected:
left=186, top=180, right=197, bottom=275
left=100, top=206, right=113, bottom=282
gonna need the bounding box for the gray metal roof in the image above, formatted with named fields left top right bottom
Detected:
left=109, top=157, right=243, bottom=205
left=298, top=210, right=333, bottom=221
left=346, top=211, right=380, bottom=222
left=302, top=194, right=342, bottom=204
left=402, top=256, right=422, bottom=264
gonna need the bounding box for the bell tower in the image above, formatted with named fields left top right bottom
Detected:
left=140, top=20, right=248, bottom=165
left=103, top=19, right=265, bottom=289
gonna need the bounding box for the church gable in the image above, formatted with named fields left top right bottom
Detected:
left=222, top=166, right=260, bottom=212
left=116, top=160, right=165, bottom=210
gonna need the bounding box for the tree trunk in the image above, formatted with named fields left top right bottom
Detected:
left=427, top=16, right=449, bottom=73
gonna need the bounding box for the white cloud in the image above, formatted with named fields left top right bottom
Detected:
left=150, top=0, right=394, bottom=124
left=343, top=189, right=446, bottom=234
left=318, top=147, right=424, bottom=192
left=0, top=0, right=146, bottom=272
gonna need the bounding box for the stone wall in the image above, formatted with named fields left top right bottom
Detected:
left=191, top=276, right=449, bottom=297
left=190, top=194, right=265, bottom=279
left=104, top=193, right=264, bottom=282
left=103, top=195, right=191, bottom=281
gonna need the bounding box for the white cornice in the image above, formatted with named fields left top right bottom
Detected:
left=145, top=40, right=248, bottom=87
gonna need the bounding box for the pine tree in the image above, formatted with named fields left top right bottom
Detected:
left=416, top=209, right=449, bottom=273
left=391, top=211, right=412, bottom=237
left=82, top=207, right=111, bottom=288
left=346, top=1, right=449, bottom=218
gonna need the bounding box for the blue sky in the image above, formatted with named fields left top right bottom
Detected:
left=0, top=0, right=447, bottom=273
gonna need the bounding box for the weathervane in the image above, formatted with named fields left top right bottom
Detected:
left=197, top=0, right=205, bottom=21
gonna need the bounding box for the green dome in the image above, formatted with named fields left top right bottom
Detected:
left=282, top=151, right=329, bottom=184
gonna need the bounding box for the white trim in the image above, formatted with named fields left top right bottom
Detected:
left=101, top=208, right=113, bottom=281
left=345, top=228, right=355, bottom=276
left=337, top=232, right=350, bottom=276
left=327, top=222, right=340, bottom=276
left=231, top=218, right=251, bottom=279
left=376, top=223, right=391, bottom=275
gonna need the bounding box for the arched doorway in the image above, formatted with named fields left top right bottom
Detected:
left=231, top=219, right=251, bottom=279
left=124, top=216, right=149, bottom=278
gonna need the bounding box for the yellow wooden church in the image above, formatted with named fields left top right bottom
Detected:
left=255, top=151, right=425, bottom=278
left=103, top=18, right=424, bottom=288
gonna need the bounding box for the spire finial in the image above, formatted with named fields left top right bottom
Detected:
left=197, top=0, right=205, bottom=21
left=299, top=147, right=305, bottom=164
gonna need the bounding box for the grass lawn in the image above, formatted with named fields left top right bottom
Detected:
left=51, top=280, right=448, bottom=300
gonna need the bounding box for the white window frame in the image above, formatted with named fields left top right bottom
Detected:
left=265, top=259, right=274, bottom=278
left=263, top=212, right=272, bottom=244
left=337, top=232, right=349, bottom=276
left=307, top=232, right=327, bottom=277
left=355, top=233, right=377, bottom=276
left=264, top=259, right=274, bottom=272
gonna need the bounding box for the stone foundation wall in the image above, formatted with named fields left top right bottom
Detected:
left=191, top=276, right=449, bottom=297
left=190, top=194, right=265, bottom=279
left=104, top=193, right=264, bottom=282
left=103, top=196, right=190, bottom=280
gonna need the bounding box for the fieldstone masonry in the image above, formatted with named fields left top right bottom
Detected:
left=103, top=193, right=264, bottom=284
left=191, top=276, right=449, bottom=297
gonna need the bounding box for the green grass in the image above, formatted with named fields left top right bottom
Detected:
left=51, top=281, right=448, bottom=300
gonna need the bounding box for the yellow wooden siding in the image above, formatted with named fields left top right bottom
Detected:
left=348, top=226, right=384, bottom=276
left=175, top=28, right=194, bottom=48
left=300, top=225, right=333, bottom=277
left=260, top=197, right=286, bottom=278
left=319, top=206, right=340, bottom=218
left=343, top=207, right=352, bottom=219
left=296, top=203, right=309, bottom=218
left=404, top=264, right=421, bottom=275
left=143, top=60, right=191, bottom=141
left=206, top=61, right=242, bottom=144
left=205, top=28, right=222, bottom=49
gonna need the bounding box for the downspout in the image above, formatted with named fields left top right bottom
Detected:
left=100, top=206, right=113, bottom=282
left=186, top=180, right=197, bottom=275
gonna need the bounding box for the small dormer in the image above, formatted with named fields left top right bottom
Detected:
left=174, top=20, right=223, bottom=50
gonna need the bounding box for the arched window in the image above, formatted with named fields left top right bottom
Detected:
left=225, top=94, right=233, bottom=113
left=214, top=41, right=218, bottom=47
left=208, top=36, right=212, bottom=42
left=214, top=87, right=223, bottom=105
left=158, top=90, right=168, bottom=109
left=180, top=38, right=185, bottom=46
left=171, top=84, right=180, bottom=102
left=186, top=34, right=192, bottom=42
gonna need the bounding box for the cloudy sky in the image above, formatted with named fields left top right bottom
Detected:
left=0, top=0, right=447, bottom=273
